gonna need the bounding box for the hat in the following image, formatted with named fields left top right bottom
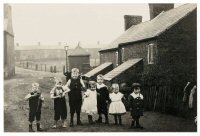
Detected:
left=132, top=83, right=141, bottom=88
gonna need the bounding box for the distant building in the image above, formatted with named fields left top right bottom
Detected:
left=15, top=44, right=100, bottom=67
left=98, top=4, right=196, bottom=86
left=4, top=4, right=15, bottom=79
left=68, top=44, right=90, bottom=74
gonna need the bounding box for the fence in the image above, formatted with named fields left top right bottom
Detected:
left=16, top=61, right=65, bottom=73
left=120, top=85, right=196, bottom=118
left=142, top=86, right=196, bottom=118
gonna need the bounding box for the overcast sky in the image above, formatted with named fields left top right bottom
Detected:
left=11, top=3, right=183, bottom=48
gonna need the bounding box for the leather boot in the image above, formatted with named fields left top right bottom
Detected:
left=70, top=113, right=74, bottom=127
left=130, top=120, right=135, bottom=129
left=88, top=115, right=91, bottom=124
left=96, top=116, right=102, bottom=123
left=118, top=115, right=122, bottom=125
left=37, top=123, right=43, bottom=131
left=77, top=113, right=83, bottom=126
left=105, top=114, right=109, bottom=124
left=29, top=124, right=35, bottom=132
left=136, top=119, right=143, bottom=129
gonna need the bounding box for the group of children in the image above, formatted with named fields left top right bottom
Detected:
left=25, top=68, right=144, bottom=132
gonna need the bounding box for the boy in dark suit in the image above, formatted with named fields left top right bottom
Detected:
left=128, top=83, right=144, bottom=129
left=96, top=74, right=110, bottom=124
left=25, top=83, right=44, bottom=132
left=65, top=68, right=86, bottom=127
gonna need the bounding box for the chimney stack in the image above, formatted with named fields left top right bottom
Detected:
left=124, top=15, right=142, bottom=31
left=149, top=4, right=174, bottom=20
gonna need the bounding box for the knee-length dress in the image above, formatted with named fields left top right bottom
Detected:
left=109, top=92, right=126, bottom=115
left=81, top=89, right=97, bottom=115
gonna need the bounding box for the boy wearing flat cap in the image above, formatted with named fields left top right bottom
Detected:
left=25, top=83, right=44, bottom=132
left=128, top=83, right=144, bottom=129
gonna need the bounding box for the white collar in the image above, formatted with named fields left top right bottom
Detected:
left=130, top=92, right=143, bottom=99
left=96, top=83, right=106, bottom=89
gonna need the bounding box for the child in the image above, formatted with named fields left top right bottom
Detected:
left=128, top=83, right=144, bottom=129
left=109, top=83, right=126, bottom=125
left=25, top=83, right=44, bottom=132
left=65, top=68, right=86, bottom=127
left=50, top=79, right=68, bottom=128
left=96, top=74, right=110, bottom=124
left=81, top=81, right=97, bottom=124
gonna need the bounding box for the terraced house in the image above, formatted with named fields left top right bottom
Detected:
left=84, top=4, right=196, bottom=88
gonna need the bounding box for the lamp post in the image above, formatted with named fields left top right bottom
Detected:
left=64, top=45, right=69, bottom=72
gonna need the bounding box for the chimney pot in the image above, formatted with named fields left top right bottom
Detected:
left=124, top=15, right=142, bottom=31
left=149, top=3, right=174, bottom=20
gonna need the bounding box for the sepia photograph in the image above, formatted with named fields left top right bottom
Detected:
left=3, top=1, right=197, bottom=133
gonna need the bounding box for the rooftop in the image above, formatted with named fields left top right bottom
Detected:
left=100, top=4, right=197, bottom=52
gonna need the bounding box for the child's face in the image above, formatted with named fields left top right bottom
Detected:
left=56, top=82, right=62, bottom=88
left=90, top=84, right=96, bottom=91
left=32, top=86, right=38, bottom=91
left=71, top=72, right=79, bottom=79
left=97, top=77, right=103, bottom=84
left=134, top=87, right=141, bottom=94
left=113, top=86, right=119, bottom=94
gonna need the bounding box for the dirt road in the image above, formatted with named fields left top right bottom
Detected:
left=4, top=67, right=197, bottom=132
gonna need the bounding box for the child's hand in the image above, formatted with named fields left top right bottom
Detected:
left=31, top=92, right=38, bottom=97
left=57, top=95, right=61, bottom=98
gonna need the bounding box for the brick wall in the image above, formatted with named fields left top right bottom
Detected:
left=4, top=32, right=15, bottom=78
left=68, top=56, right=90, bottom=74
left=99, top=49, right=118, bottom=68
left=157, top=9, right=197, bottom=87
left=119, top=39, right=157, bottom=67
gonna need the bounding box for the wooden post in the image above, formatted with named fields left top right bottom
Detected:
left=153, top=87, right=158, bottom=111
left=36, top=64, right=38, bottom=71
left=50, top=66, right=52, bottom=73
left=63, top=65, right=65, bottom=74
left=54, top=66, right=56, bottom=73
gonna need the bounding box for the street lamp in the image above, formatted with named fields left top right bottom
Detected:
left=64, top=45, right=69, bottom=72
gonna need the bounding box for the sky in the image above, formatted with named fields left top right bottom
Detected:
left=11, top=3, right=183, bottom=48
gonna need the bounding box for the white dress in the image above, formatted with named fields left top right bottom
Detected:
left=81, top=89, right=97, bottom=115
left=109, top=92, right=126, bottom=114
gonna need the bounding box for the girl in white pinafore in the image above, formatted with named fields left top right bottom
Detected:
left=109, top=83, right=126, bottom=125
left=81, top=81, right=97, bottom=124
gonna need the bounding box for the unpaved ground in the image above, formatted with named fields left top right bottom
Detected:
left=4, top=67, right=197, bottom=132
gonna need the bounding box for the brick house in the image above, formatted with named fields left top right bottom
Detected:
left=99, top=4, right=197, bottom=87
left=4, top=4, right=15, bottom=79
left=68, top=44, right=90, bottom=74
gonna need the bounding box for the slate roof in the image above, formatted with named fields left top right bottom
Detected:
left=103, top=58, right=143, bottom=81
left=100, top=4, right=197, bottom=52
left=68, top=45, right=90, bottom=56
left=83, top=62, right=113, bottom=78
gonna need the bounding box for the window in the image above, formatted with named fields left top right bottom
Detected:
left=121, top=48, right=125, bottom=63
left=148, top=43, right=155, bottom=64
left=116, top=51, right=119, bottom=66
